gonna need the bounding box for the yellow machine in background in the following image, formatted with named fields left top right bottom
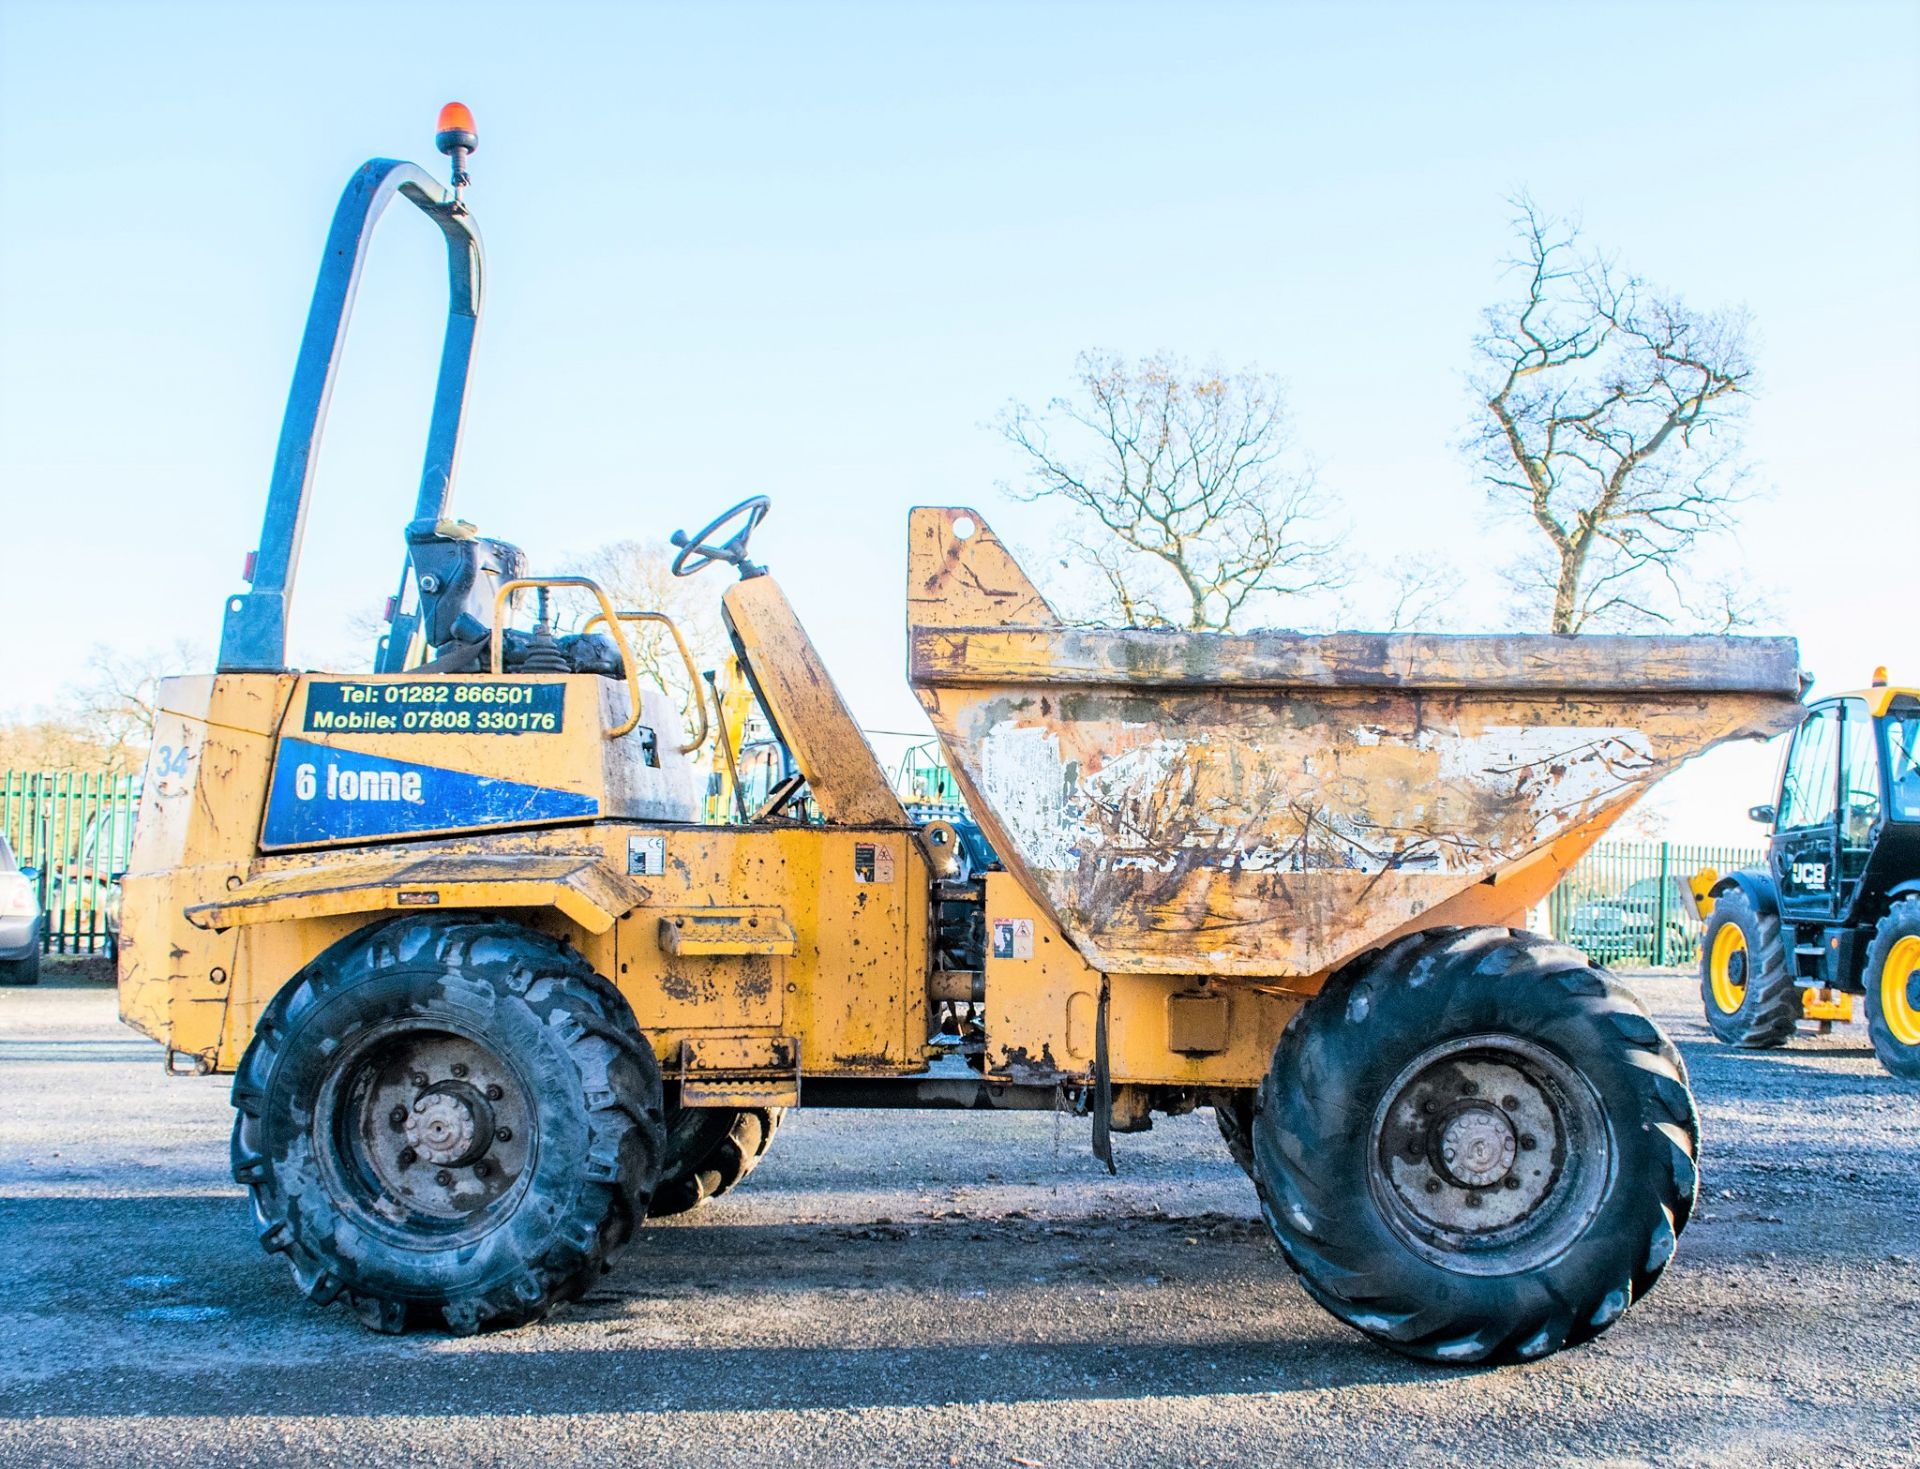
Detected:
left=120, top=110, right=1809, bottom=1364
left=1693, top=668, right=1920, bottom=1076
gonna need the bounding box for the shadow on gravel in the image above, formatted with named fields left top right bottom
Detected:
left=0, top=1199, right=1480, bottom=1419
left=0, top=1037, right=162, bottom=1062
left=6, top=1337, right=1458, bottom=1420
left=30, top=958, right=116, bottom=988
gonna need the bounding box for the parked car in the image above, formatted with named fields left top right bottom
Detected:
left=1568, top=875, right=1692, bottom=964
left=0, top=834, right=43, bottom=985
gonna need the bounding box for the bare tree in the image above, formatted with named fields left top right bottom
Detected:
left=67, top=642, right=203, bottom=771
left=0, top=715, right=130, bottom=775
left=1000, top=351, right=1344, bottom=631
left=561, top=539, right=730, bottom=721
left=1472, top=198, right=1754, bottom=633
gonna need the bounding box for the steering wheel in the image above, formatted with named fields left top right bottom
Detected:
left=671, top=496, right=771, bottom=578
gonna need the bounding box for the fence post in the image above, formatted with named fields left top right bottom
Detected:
left=1655, top=841, right=1671, bottom=967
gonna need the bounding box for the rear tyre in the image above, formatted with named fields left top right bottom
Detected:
left=231, top=916, right=665, bottom=1335
left=1213, top=1091, right=1257, bottom=1179
left=1252, top=926, right=1698, bottom=1366
left=1699, top=889, right=1797, bottom=1048
left=1863, top=898, right=1920, bottom=1082
left=1, top=950, right=40, bottom=986
left=648, top=1106, right=783, bottom=1217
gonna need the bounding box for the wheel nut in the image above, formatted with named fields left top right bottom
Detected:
left=435, top=1169, right=453, bottom=1186
left=1420, top=1100, right=1436, bottom=1114
left=452, top=1063, right=469, bottom=1078
left=1460, top=1080, right=1477, bottom=1095
left=1519, top=1135, right=1537, bottom=1151
left=410, top=1071, right=429, bottom=1088
left=1465, top=1192, right=1482, bottom=1208
left=495, top=1126, right=512, bottom=1142
left=1501, top=1095, right=1519, bottom=1110
left=486, top=1084, right=504, bottom=1101
left=389, top=1105, right=407, bottom=1128
left=398, top=1147, right=417, bottom=1166
left=1504, top=1177, right=1521, bottom=1190
left=1424, top=1179, right=1441, bottom=1195
left=474, top=1161, right=491, bottom=1179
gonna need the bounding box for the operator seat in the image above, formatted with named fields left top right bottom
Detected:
left=403, top=518, right=701, bottom=821
left=406, top=519, right=624, bottom=676
left=406, top=518, right=528, bottom=660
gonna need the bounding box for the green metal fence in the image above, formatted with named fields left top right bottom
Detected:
left=1545, top=839, right=1766, bottom=970
left=0, top=770, right=141, bottom=955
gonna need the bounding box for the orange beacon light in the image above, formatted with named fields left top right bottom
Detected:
left=435, top=103, right=477, bottom=193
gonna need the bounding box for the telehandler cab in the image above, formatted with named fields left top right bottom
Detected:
left=119, top=109, right=1808, bottom=1363
left=1696, top=670, right=1920, bottom=1078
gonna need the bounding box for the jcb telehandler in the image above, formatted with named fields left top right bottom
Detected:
left=119, top=109, right=1808, bottom=1363
left=1696, top=670, right=1920, bottom=1078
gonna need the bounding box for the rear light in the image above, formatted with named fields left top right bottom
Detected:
left=0, top=874, right=35, bottom=918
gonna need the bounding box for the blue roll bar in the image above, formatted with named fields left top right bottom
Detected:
left=216, top=157, right=484, bottom=673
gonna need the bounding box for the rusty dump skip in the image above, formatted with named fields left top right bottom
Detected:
left=907, top=507, right=1806, bottom=980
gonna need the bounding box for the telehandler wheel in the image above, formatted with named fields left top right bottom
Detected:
left=1213, top=1091, right=1257, bottom=1179
left=1699, top=889, right=1797, bottom=1048
left=648, top=1106, right=784, bottom=1217
left=231, top=916, right=666, bottom=1335
left=1251, top=926, right=1698, bottom=1366
left=1863, top=897, right=1920, bottom=1081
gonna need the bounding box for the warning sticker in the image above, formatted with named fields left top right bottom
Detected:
left=853, top=843, right=895, bottom=883
left=990, top=918, right=1034, bottom=961
left=628, top=835, right=666, bottom=876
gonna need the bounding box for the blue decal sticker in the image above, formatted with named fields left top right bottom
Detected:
left=264, top=738, right=597, bottom=847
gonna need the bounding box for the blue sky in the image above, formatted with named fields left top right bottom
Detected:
left=2, top=0, right=1915, bottom=839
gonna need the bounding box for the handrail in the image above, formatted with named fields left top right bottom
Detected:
left=580, top=610, right=711, bottom=754
left=488, top=578, right=644, bottom=741
left=218, top=158, right=484, bottom=674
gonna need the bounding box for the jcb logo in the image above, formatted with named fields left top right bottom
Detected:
left=1791, top=861, right=1828, bottom=890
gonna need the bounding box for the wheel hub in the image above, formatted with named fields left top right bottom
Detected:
left=1884, top=935, right=1920, bottom=1047
left=1369, top=1035, right=1611, bottom=1275
left=405, top=1084, right=494, bottom=1168
left=326, top=1027, right=534, bottom=1227
left=1433, top=1102, right=1518, bottom=1189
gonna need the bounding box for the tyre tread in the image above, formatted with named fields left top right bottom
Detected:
left=231, top=915, right=664, bottom=1335
left=1250, top=925, right=1699, bottom=1366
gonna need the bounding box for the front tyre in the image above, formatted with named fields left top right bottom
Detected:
left=1699, top=888, right=1797, bottom=1048
left=1252, top=927, right=1698, bottom=1365
left=1863, top=897, right=1920, bottom=1082
left=231, top=917, right=666, bottom=1335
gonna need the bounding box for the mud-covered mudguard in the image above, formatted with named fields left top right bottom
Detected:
left=1712, top=869, right=1780, bottom=917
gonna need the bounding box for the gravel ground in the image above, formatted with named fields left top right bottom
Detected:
left=1, top=963, right=1916, bottom=1468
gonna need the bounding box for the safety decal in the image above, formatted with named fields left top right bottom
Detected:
left=628, top=835, right=666, bottom=876
left=262, top=738, right=597, bottom=847
left=990, top=918, right=1034, bottom=961
left=302, top=680, right=564, bottom=736
left=853, top=843, right=895, bottom=883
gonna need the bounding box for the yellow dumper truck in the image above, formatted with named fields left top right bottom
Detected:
left=116, top=111, right=1806, bottom=1363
